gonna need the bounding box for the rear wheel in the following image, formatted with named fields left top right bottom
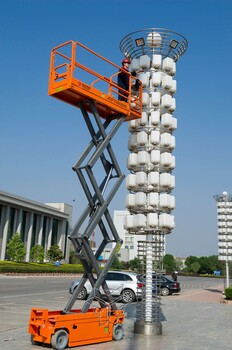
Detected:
left=161, top=287, right=170, bottom=296
left=51, top=329, right=68, bottom=350
left=113, top=324, right=124, bottom=341
left=76, top=286, right=87, bottom=300
left=121, top=289, right=136, bottom=303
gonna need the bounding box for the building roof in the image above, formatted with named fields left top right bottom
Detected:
left=0, top=189, right=71, bottom=219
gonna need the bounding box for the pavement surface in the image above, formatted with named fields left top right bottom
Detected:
left=0, top=275, right=231, bottom=350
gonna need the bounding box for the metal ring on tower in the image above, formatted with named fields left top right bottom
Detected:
left=119, top=28, right=188, bottom=62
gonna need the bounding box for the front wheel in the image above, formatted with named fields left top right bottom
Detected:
left=113, top=324, right=124, bottom=341
left=76, top=286, right=87, bottom=300
left=51, top=329, right=68, bottom=350
left=121, top=289, right=136, bottom=303
left=161, top=287, right=170, bottom=296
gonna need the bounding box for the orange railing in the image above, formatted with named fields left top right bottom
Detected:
left=48, top=40, right=142, bottom=121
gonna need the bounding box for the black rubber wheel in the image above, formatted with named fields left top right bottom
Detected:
left=51, top=329, right=68, bottom=350
left=121, top=289, right=136, bottom=303
left=161, top=287, right=170, bottom=296
left=113, top=324, right=124, bottom=341
left=31, top=334, right=40, bottom=345
left=76, top=286, right=87, bottom=300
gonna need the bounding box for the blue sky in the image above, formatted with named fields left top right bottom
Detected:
left=1, top=0, right=232, bottom=258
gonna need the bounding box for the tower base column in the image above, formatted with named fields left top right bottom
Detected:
left=134, top=320, right=162, bottom=335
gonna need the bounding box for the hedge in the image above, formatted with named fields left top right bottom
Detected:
left=0, top=261, right=84, bottom=274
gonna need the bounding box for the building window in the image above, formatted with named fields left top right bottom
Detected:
left=41, top=217, right=47, bottom=248
left=51, top=219, right=58, bottom=246
left=7, top=207, right=15, bottom=243
left=30, top=214, right=37, bottom=249
left=21, top=210, right=27, bottom=242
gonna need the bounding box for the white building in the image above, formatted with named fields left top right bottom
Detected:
left=0, top=190, right=72, bottom=262
left=113, top=210, right=167, bottom=262
left=113, top=210, right=146, bottom=261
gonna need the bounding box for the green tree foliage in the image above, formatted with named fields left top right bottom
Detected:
left=185, top=256, right=199, bottom=270
left=129, top=257, right=139, bottom=270
left=69, top=250, right=80, bottom=264
left=185, top=255, right=224, bottom=274
left=198, top=256, right=212, bottom=274
left=225, top=286, right=232, bottom=300
left=207, top=255, right=224, bottom=273
left=46, top=245, right=63, bottom=263
left=6, top=233, right=26, bottom=262
left=190, top=261, right=201, bottom=273
left=111, top=256, right=124, bottom=270
left=163, top=254, right=176, bottom=273
left=30, top=244, right=44, bottom=263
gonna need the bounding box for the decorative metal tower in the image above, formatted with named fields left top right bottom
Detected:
left=120, top=28, right=188, bottom=335
left=214, top=191, right=232, bottom=289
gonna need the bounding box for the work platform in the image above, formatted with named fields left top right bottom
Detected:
left=48, top=40, right=142, bottom=121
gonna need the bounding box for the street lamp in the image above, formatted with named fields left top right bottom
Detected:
left=214, top=191, right=232, bottom=289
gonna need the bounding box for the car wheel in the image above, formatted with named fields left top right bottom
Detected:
left=51, top=329, right=68, bottom=350
left=113, top=324, right=124, bottom=341
left=121, top=289, right=136, bottom=303
left=76, top=286, right=87, bottom=300
left=161, top=287, right=170, bottom=296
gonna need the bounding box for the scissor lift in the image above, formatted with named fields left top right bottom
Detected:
left=28, top=40, right=142, bottom=349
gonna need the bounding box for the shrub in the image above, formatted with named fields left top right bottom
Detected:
left=30, top=245, right=44, bottom=263
left=6, top=233, right=26, bottom=262
left=46, top=245, right=63, bottom=263
left=224, top=286, right=232, bottom=300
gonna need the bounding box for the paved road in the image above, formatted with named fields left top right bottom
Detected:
left=0, top=275, right=230, bottom=350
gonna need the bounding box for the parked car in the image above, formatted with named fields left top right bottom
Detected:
left=69, top=271, right=143, bottom=303
left=138, top=274, right=181, bottom=296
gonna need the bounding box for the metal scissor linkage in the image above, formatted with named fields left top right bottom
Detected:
left=64, top=100, right=125, bottom=314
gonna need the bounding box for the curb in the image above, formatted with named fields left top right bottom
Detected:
left=220, top=298, right=232, bottom=304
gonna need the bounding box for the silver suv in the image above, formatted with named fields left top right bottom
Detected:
left=69, top=271, right=142, bottom=303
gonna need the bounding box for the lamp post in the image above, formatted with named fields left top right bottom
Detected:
left=214, top=191, right=232, bottom=289
left=121, top=28, right=188, bottom=335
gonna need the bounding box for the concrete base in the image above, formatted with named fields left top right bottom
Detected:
left=134, top=320, right=162, bottom=335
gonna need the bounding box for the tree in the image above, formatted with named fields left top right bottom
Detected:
left=129, top=257, right=139, bottom=270
left=69, top=250, right=80, bottom=264
left=6, top=233, right=26, bottom=262
left=111, top=256, right=123, bottom=270
left=30, top=244, right=44, bottom=263
left=46, top=245, right=63, bottom=263
left=190, top=261, right=201, bottom=273
left=207, top=255, right=224, bottom=273
left=163, top=254, right=176, bottom=273
left=198, top=256, right=212, bottom=274
left=185, top=256, right=199, bottom=272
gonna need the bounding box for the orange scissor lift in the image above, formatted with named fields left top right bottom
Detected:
left=28, top=40, right=142, bottom=349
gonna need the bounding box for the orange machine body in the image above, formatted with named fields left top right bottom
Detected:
left=48, top=40, right=142, bottom=121
left=29, top=307, right=124, bottom=347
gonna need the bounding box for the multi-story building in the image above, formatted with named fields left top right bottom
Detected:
left=0, top=190, right=72, bottom=262
left=113, top=210, right=147, bottom=261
